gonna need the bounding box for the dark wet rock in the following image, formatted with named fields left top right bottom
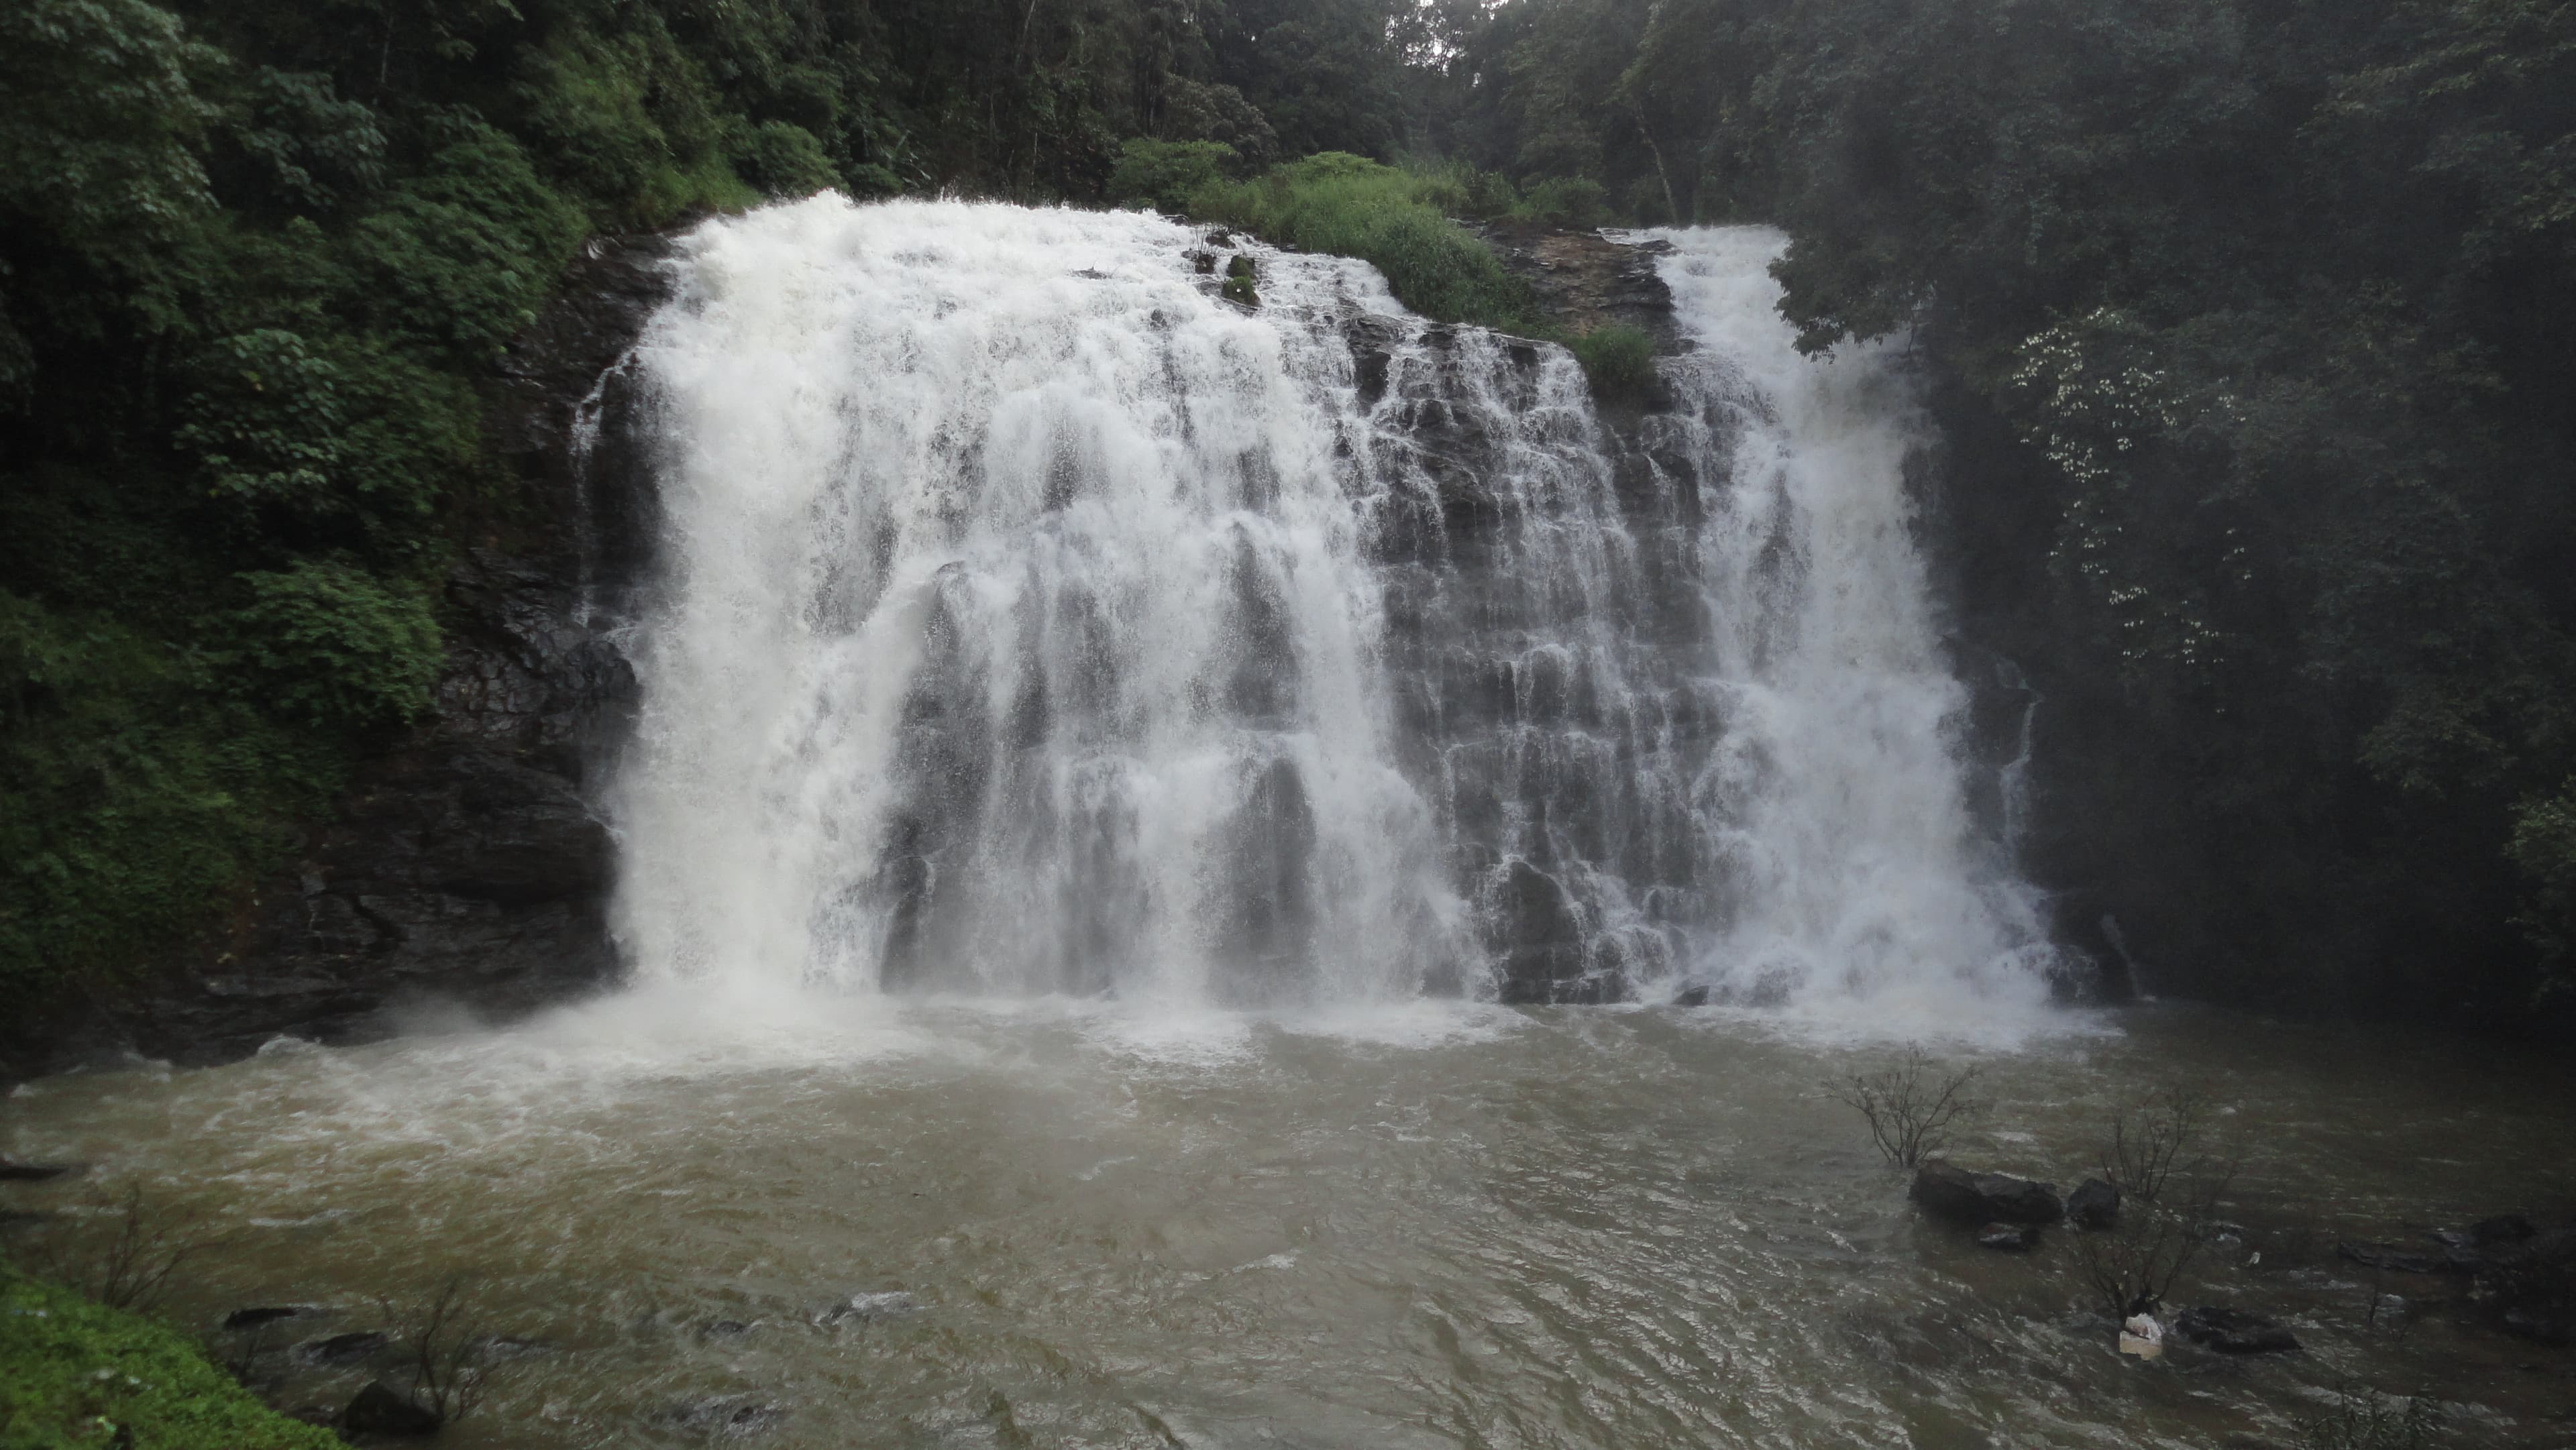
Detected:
left=2339, top=1240, right=2451, bottom=1275
left=1205, top=229, right=1235, bottom=248
left=1978, top=1221, right=2041, bottom=1251
left=344, top=1382, right=442, bottom=1437
left=662, top=1396, right=786, bottom=1438
left=295, top=1330, right=389, bottom=1367
left=2475, top=1225, right=2576, bottom=1344
left=1911, top=1162, right=2063, bottom=1227
left=701, top=1319, right=755, bottom=1339
left=817, top=1290, right=917, bottom=1325
left=1474, top=223, right=1680, bottom=355
left=2066, top=1178, right=2121, bottom=1230
left=0, top=1158, right=76, bottom=1182
left=223, top=1305, right=327, bottom=1331
left=1670, top=985, right=1712, bottom=1008
left=2174, top=1306, right=2301, bottom=1355
left=1188, top=249, right=1216, bottom=275
left=2436, top=1214, right=2536, bottom=1251
left=1489, top=858, right=1619, bottom=1005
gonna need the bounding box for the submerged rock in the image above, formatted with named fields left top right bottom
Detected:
left=2475, top=1225, right=2576, bottom=1344
left=295, top=1330, right=388, bottom=1366
left=2338, top=1240, right=2449, bottom=1275
left=343, top=1382, right=441, bottom=1437
left=662, top=1396, right=786, bottom=1438
left=1911, top=1162, right=2063, bottom=1227
left=223, top=1305, right=327, bottom=1332
left=1977, top=1221, right=2041, bottom=1251
left=817, top=1290, right=917, bottom=1326
left=2174, top=1305, right=2301, bottom=1355
left=0, top=1158, right=77, bottom=1182
left=2065, top=1178, right=2121, bottom=1229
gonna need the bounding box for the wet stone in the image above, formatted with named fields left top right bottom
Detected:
left=223, top=1305, right=327, bottom=1331
left=662, top=1396, right=786, bottom=1438
left=343, top=1382, right=441, bottom=1437
left=1977, top=1222, right=2041, bottom=1251
left=2173, top=1306, right=2301, bottom=1355
left=295, top=1329, right=389, bottom=1366
left=817, top=1290, right=916, bottom=1325
left=1910, top=1162, right=2063, bottom=1227
left=2065, top=1178, right=2121, bottom=1230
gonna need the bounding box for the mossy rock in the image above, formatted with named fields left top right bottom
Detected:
left=0, top=1272, right=342, bottom=1449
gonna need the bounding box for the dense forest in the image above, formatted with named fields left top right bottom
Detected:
left=5, top=0, right=2573, bottom=1031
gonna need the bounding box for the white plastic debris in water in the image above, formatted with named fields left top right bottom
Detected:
left=2118, top=1314, right=2164, bottom=1359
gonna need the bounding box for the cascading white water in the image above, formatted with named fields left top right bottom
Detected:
left=609, top=196, right=2056, bottom=1028
left=1648, top=227, right=2057, bottom=1021
left=612, top=199, right=1466, bottom=1005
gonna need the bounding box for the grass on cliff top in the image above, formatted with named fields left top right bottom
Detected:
left=0, top=1270, right=341, bottom=1450
left=1178, top=154, right=1660, bottom=400
left=1185, top=154, right=1540, bottom=332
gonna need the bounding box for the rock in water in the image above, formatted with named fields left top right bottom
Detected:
left=2117, top=1314, right=2163, bottom=1359
left=295, top=1330, right=388, bottom=1366
left=2065, top=1178, right=2121, bottom=1229
left=817, top=1290, right=917, bottom=1325
left=343, top=1382, right=442, bottom=1437
left=223, top=1305, right=325, bottom=1331
left=1977, top=1222, right=2040, bottom=1251
left=1911, top=1162, right=2063, bottom=1226
left=0, top=1158, right=76, bottom=1182
left=2337, top=1240, right=2448, bottom=1275
left=2173, top=1306, right=2301, bottom=1355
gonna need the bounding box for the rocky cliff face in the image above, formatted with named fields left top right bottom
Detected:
left=5, top=237, right=677, bottom=1076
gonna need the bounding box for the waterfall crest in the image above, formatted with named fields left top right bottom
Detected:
left=609, top=197, right=2056, bottom=1027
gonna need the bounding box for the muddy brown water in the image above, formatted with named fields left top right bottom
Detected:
left=5, top=994, right=2573, bottom=1448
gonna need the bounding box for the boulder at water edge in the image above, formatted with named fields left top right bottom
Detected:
left=344, top=1382, right=442, bottom=1437
left=2173, top=1305, right=2300, bottom=1355
left=2065, top=1178, right=2121, bottom=1229
left=1911, top=1162, right=2063, bottom=1226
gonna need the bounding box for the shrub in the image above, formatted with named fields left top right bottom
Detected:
left=1189, top=153, right=1535, bottom=330
left=1826, top=1044, right=1987, bottom=1167
left=1522, top=175, right=1609, bottom=227
left=1568, top=324, right=1656, bottom=402
left=1108, top=137, right=1236, bottom=213
left=226, top=561, right=442, bottom=733
left=731, top=119, right=840, bottom=198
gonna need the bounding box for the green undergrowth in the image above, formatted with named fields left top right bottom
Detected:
left=1566, top=323, right=1657, bottom=402
left=1159, top=152, right=1664, bottom=397
left=0, top=1270, right=340, bottom=1450
left=1183, top=153, right=1540, bottom=331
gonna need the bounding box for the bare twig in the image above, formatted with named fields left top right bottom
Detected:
left=376, top=1276, right=500, bottom=1427
left=1825, top=1046, right=1987, bottom=1168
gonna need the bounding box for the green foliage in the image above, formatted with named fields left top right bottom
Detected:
left=1521, top=175, right=1609, bottom=227
left=0, top=590, right=329, bottom=1005
left=731, top=120, right=842, bottom=199
left=0, top=1268, right=343, bottom=1450
left=1567, top=323, right=1656, bottom=401
left=1108, top=137, right=1238, bottom=213
left=1191, top=153, right=1537, bottom=329
left=227, top=562, right=443, bottom=733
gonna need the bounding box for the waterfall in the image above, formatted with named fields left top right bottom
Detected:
left=608, top=197, right=2055, bottom=1026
